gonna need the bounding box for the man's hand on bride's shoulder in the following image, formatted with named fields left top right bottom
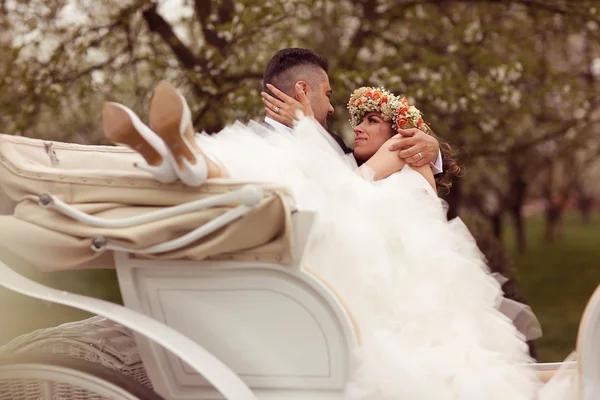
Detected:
left=388, top=128, right=440, bottom=168
left=262, top=83, right=314, bottom=127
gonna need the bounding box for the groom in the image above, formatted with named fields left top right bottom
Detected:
left=261, top=48, right=443, bottom=173
left=260, top=49, right=543, bottom=358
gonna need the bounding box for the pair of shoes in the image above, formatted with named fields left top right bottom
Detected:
left=102, top=81, right=208, bottom=186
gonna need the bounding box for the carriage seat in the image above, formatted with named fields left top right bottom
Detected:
left=0, top=133, right=295, bottom=271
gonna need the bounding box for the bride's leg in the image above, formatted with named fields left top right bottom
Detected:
left=196, top=142, right=230, bottom=179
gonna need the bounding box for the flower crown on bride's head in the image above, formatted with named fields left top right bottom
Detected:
left=347, top=87, right=431, bottom=134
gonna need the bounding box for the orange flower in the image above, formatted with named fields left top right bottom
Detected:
left=372, top=91, right=381, bottom=100
left=381, top=96, right=388, bottom=103
left=417, top=117, right=424, bottom=127
left=397, top=118, right=408, bottom=127
left=399, top=106, right=409, bottom=115
left=400, top=97, right=408, bottom=106
left=365, top=90, right=372, bottom=98
left=350, top=98, right=355, bottom=106
left=356, top=99, right=363, bottom=106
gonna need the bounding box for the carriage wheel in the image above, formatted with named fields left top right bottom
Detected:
left=0, top=353, right=165, bottom=400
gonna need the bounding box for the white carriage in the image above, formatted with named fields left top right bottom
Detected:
left=0, top=133, right=593, bottom=399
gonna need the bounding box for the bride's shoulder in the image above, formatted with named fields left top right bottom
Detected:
left=381, top=166, right=438, bottom=198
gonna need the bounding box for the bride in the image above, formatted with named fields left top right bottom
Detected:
left=102, top=81, right=540, bottom=399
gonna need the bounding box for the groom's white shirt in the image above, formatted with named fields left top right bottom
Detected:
left=264, top=116, right=293, bottom=134
left=264, top=117, right=443, bottom=173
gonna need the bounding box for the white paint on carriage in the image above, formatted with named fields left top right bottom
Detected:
left=0, top=259, right=258, bottom=400
left=114, top=210, right=359, bottom=399
left=577, top=284, right=600, bottom=399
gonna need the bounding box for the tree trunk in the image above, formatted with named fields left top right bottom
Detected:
left=511, top=207, right=526, bottom=253
left=578, top=196, right=593, bottom=224
left=442, top=175, right=462, bottom=220
left=489, top=212, right=503, bottom=240
left=542, top=163, right=571, bottom=242
left=543, top=202, right=561, bottom=242
left=508, top=160, right=527, bottom=253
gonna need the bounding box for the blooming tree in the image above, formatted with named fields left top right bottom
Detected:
left=1, top=0, right=600, bottom=248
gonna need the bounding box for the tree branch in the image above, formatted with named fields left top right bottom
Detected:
left=222, top=71, right=264, bottom=83
left=194, top=0, right=229, bottom=53
left=50, top=47, right=130, bottom=85
left=391, top=0, right=595, bottom=18
left=191, top=83, right=249, bottom=129
left=194, top=0, right=212, bottom=27
left=142, top=3, right=202, bottom=70
left=338, top=0, right=381, bottom=69
left=217, top=0, right=235, bottom=26
left=228, top=14, right=289, bottom=47
left=472, top=118, right=596, bottom=158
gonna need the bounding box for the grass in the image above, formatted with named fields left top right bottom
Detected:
left=503, top=211, right=600, bottom=362
left=0, top=212, right=598, bottom=365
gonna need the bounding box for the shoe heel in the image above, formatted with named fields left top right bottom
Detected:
left=149, top=82, right=198, bottom=169
left=103, top=103, right=162, bottom=165
left=134, top=159, right=178, bottom=184
left=103, top=102, right=177, bottom=183
left=179, top=156, right=208, bottom=186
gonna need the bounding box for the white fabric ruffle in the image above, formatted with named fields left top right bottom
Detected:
left=196, top=118, right=541, bottom=399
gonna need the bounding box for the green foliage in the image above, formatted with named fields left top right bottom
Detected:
left=1, top=0, right=599, bottom=236
left=1, top=0, right=598, bottom=147
left=505, top=212, right=600, bottom=362
left=1, top=0, right=600, bottom=359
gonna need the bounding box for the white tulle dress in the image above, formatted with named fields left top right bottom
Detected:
left=195, top=117, right=541, bottom=399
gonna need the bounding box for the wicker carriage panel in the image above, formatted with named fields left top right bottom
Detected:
left=0, top=316, right=152, bottom=390
left=0, top=379, right=42, bottom=400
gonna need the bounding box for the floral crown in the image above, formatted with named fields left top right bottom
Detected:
left=347, top=87, right=431, bottom=134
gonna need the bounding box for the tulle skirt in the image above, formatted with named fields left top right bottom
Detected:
left=196, top=118, right=541, bottom=399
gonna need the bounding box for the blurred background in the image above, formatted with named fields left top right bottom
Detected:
left=1, top=0, right=600, bottom=363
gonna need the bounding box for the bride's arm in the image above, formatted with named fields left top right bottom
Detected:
left=261, top=83, right=314, bottom=126
left=412, top=163, right=436, bottom=190
left=359, top=137, right=436, bottom=190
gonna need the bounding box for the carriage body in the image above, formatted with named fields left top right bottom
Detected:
left=110, top=213, right=357, bottom=400
left=0, top=133, right=591, bottom=399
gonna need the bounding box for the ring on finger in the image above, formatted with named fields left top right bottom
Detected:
left=274, top=106, right=280, bottom=114
left=417, top=152, right=423, bottom=160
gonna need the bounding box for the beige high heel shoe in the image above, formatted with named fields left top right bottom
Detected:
left=102, top=102, right=178, bottom=183
left=148, top=81, right=208, bottom=187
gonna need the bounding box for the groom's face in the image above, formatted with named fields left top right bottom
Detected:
left=309, top=69, right=334, bottom=129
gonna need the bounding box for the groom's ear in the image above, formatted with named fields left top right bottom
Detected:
left=294, top=81, right=309, bottom=100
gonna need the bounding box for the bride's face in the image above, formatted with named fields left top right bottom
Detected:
left=353, top=112, right=394, bottom=161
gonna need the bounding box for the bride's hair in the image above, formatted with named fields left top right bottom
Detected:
left=425, top=129, right=461, bottom=193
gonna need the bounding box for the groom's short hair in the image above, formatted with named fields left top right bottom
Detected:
left=263, top=48, right=329, bottom=96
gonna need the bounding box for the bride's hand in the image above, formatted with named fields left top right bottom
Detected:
left=262, top=83, right=314, bottom=126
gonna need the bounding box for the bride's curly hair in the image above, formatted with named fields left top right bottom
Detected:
left=424, top=128, right=461, bottom=194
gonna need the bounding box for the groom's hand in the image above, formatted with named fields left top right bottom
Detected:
left=388, top=128, right=439, bottom=167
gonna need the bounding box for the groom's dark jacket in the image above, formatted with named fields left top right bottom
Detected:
left=327, top=130, right=353, bottom=155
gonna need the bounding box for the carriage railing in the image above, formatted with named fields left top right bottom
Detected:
left=38, top=184, right=267, bottom=255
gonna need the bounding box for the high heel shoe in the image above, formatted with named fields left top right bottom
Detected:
left=148, top=81, right=208, bottom=187
left=102, top=102, right=178, bottom=183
